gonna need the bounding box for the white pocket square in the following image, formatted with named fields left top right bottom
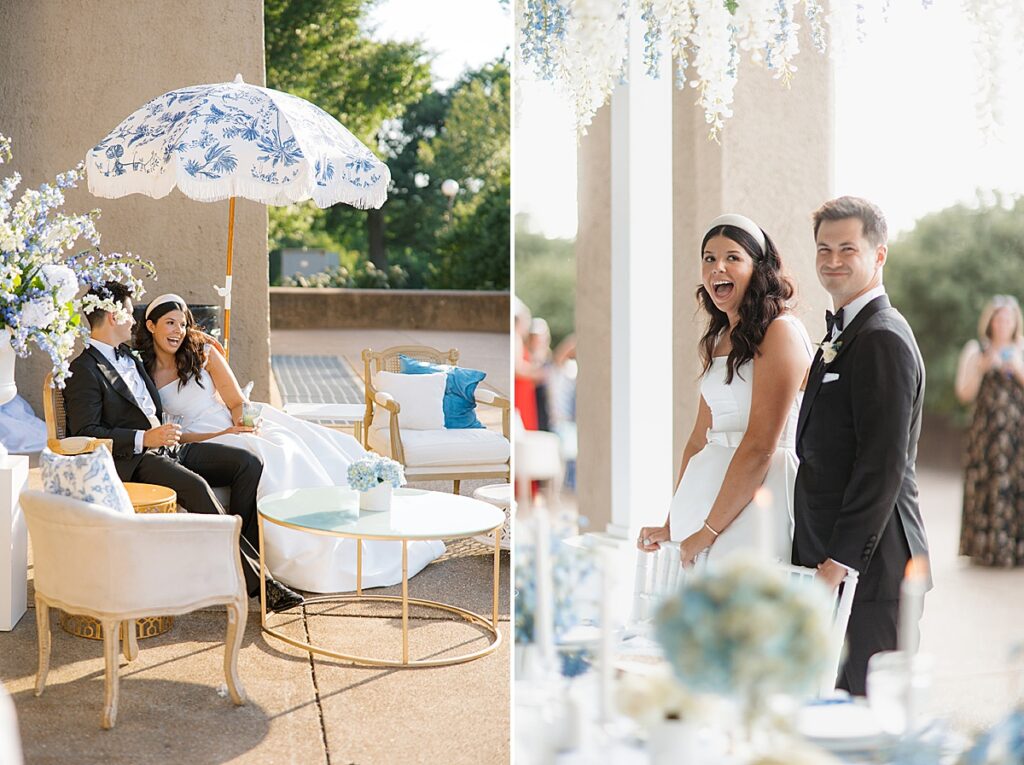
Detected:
left=822, top=372, right=840, bottom=383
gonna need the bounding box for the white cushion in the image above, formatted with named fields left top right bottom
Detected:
left=40, top=447, right=134, bottom=515
left=368, top=426, right=510, bottom=467
left=372, top=370, right=447, bottom=431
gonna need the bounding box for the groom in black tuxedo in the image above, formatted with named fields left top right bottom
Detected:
left=62, top=282, right=302, bottom=612
left=793, top=197, right=931, bottom=695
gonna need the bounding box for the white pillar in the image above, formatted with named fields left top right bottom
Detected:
left=0, top=455, right=29, bottom=631
left=606, top=19, right=674, bottom=539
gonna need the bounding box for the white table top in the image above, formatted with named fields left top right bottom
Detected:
left=282, top=403, right=364, bottom=420
left=257, top=486, right=505, bottom=541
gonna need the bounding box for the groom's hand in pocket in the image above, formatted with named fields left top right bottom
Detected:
left=637, top=524, right=669, bottom=552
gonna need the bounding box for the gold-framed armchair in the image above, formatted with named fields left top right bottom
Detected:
left=361, top=345, right=511, bottom=494
left=42, top=374, right=113, bottom=456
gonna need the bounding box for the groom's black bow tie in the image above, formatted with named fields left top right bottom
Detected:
left=114, top=343, right=132, bottom=361
left=825, top=307, right=845, bottom=334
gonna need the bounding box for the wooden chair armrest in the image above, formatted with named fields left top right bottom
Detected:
left=373, top=391, right=400, bottom=414
left=475, top=388, right=510, bottom=409
left=47, top=437, right=114, bottom=456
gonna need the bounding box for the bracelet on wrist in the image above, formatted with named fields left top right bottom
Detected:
left=703, top=519, right=721, bottom=538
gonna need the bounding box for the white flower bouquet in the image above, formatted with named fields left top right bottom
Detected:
left=0, top=134, right=154, bottom=386
left=346, top=455, right=405, bottom=493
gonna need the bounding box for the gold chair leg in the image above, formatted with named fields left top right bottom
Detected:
left=122, top=619, right=139, bottom=662
left=453, top=479, right=461, bottom=495
left=34, top=596, right=50, bottom=696
left=101, top=620, right=121, bottom=729
left=224, top=595, right=247, bottom=705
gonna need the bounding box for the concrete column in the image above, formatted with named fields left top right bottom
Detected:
left=672, top=25, right=834, bottom=462
left=0, top=1, right=270, bottom=416
left=577, top=20, right=674, bottom=539
left=577, top=23, right=834, bottom=533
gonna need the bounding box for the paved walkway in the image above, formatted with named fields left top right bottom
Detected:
left=1, top=326, right=511, bottom=764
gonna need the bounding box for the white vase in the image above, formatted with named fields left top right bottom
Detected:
left=648, top=719, right=698, bottom=765
left=0, top=329, right=15, bottom=407
left=359, top=482, right=392, bottom=511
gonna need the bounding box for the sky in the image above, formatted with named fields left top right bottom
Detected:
left=515, top=3, right=1024, bottom=240
left=366, top=0, right=510, bottom=90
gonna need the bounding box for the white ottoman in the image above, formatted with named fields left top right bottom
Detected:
left=472, top=483, right=512, bottom=550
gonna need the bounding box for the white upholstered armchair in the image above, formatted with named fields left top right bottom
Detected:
left=20, top=490, right=248, bottom=729
left=362, top=345, right=511, bottom=493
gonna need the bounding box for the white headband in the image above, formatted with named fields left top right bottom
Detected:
left=705, top=213, right=767, bottom=255
left=144, top=293, right=188, bottom=320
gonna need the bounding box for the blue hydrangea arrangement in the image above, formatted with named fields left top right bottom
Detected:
left=654, top=556, right=832, bottom=703
left=346, top=455, right=405, bottom=493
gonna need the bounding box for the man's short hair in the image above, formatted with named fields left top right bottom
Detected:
left=84, top=282, right=132, bottom=329
left=812, top=196, right=888, bottom=248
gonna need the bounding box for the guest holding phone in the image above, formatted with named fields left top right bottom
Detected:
left=956, top=295, right=1024, bottom=567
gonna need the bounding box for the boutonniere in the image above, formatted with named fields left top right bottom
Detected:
left=817, top=339, right=843, bottom=364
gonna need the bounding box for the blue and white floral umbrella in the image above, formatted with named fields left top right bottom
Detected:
left=86, top=74, right=390, bottom=353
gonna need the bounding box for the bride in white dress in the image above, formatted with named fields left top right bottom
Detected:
left=135, top=294, right=443, bottom=593
left=638, top=215, right=812, bottom=567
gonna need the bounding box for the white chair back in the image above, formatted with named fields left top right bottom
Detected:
left=22, top=491, right=243, bottom=615
left=630, top=541, right=684, bottom=623
left=777, top=563, right=859, bottom=696
left=515, top=429, right=563, bottom=509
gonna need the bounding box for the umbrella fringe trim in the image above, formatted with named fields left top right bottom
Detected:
left=88, top=173, right=389, bottom=210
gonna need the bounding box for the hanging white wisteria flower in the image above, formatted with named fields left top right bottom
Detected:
left=0, top=134, right=155, bottom=386
left=517, top=0, right=1015, bottom=140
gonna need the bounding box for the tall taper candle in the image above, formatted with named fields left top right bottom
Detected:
left=599, top=547, right=615, bottom=724
left=898, top=557, right=927, bottom=654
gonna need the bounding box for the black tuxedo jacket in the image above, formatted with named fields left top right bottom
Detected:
left=63, top=345, right=164, bottom=482
left=793, top=295, right=931, bottom=602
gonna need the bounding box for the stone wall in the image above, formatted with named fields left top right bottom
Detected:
left=0, top=0, right=269, bottom=416
left=270, top=288, right=511, bottom=333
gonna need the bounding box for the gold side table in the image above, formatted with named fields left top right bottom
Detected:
left=258, top=486, right=504, bottom=667
left=59, top=483, right=178, bottom=641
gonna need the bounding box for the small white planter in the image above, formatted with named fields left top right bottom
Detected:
left=648, top=719, right=699, bottom=765
left=0, top=329, right=16, bottom=407
left=359, top=482, right=393, bottom=512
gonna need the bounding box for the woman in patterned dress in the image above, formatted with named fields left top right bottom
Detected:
left=956, top=295, right=1024, bottom=567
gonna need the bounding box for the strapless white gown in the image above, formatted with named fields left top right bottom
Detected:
left=669, top=315, right=812, bottom=563
left=159, top=368, right=444, bottom=593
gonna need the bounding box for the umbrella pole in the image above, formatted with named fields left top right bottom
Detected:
left=223, top=196, right=236, bottom=360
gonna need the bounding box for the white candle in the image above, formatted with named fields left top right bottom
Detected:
left=534, top=504, right=556, bottom=674
left=898, top=557, right=927, bottom=654
left=599, top=547, right=615, bottom=724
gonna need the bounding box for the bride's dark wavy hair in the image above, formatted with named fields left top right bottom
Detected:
left=133, top=300, right=207, bottom=390
left=697, top=224, right=795, bottom=384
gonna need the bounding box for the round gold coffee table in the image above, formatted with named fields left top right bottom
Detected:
left=59, top=483, right=178, bottom=640
left=258, top=486, right=504, bottom=668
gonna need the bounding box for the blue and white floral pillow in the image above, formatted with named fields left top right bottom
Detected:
left=40, top=448, right=134, bottom=515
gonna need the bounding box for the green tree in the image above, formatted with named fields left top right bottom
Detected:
left=886, top=195, right=1024, bottom=421
left=265, top=0, right=432, bottom=268
left=514, top=215, right=576, bottom=344
left=420, top=61, right=511, bottom=290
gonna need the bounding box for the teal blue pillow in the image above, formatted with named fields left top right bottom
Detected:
left=399, top=354, right=485, bottom=429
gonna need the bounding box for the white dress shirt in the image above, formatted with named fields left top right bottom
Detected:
left=831, top=284, right=887, bottom=342
left=89, top=339, right=159, bottom=453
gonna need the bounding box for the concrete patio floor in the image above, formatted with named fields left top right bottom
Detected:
left=1, top=326, right=511, bottom=764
